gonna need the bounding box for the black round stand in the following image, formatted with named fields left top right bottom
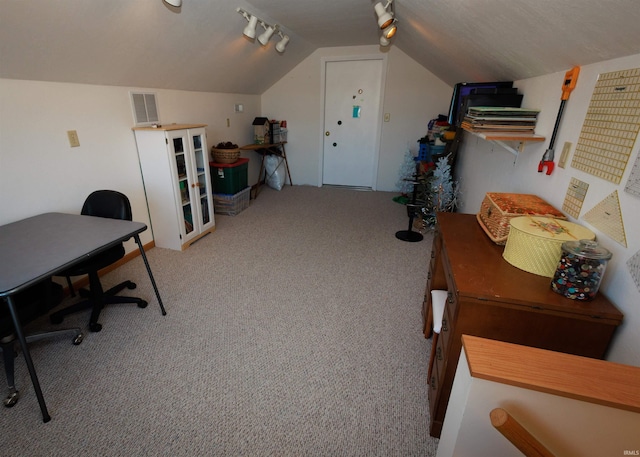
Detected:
left=396, top=162, right=424, bottom=242
left=395, top=229, right=423, bottom=242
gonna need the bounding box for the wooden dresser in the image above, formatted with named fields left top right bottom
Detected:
left=424, top=212, right=624, bottom=438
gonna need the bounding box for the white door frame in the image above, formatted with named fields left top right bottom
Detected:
left=319, top=54, right=388, bottom=190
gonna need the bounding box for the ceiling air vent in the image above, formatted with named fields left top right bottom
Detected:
left=130, top=92, right=159, bottom=125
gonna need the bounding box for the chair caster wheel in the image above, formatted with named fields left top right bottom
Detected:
left=73, top=333, right=84, bottom=345
left=89, top=323, right=102, bottom=332
left=3, top=391, right=19, bottom=408
left=50, top=314, right=63, bottom=325
left=138, top=300, right=148, bottom=309
left=126, top=281, right=137, bottom=290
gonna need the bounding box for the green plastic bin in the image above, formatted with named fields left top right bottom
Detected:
left=209, top=158, right=249, bottom=195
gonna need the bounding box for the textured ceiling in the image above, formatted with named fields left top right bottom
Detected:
left=1, top=0, right=639, bottom=94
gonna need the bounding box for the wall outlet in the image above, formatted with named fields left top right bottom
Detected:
left=67, top=130, right=80, bottom=147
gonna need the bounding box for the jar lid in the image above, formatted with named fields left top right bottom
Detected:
left=561, top=239, right=612, bottom=260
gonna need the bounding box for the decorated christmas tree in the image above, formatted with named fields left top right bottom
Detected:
left=419, top=156, right=459, bottom=228
left=396, top=148, right=417, bottom=195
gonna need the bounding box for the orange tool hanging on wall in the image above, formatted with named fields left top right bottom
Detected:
left=538, top=66, right=580, bottom=175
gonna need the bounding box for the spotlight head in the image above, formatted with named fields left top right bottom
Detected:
left=276, top=34, right=290, bottom=53
left=382, top=21, right=397, bottom=39
left=374, top=1, right=394, bottom=29
left=164, top=0, right=182, bottom=6
left=258, top=24, right=276, bottom=46
left=243, top=15, right=259, bottom=39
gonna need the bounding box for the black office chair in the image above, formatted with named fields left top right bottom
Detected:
left=1, top=279, right=83, bottom=407
left=50, top=190, right=148, bottom=332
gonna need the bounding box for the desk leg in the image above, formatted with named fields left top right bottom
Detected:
left=255, top=154, right=266, bottom=199
left=134, top=235, right=167, bottom=316
left=5, top=296, right=51, bottom=422
left=280, top=144, right=293, bottom=186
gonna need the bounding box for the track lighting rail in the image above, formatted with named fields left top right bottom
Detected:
left=237, top=7, right=290, bottom=53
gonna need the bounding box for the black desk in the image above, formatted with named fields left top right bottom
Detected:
left=0, top=212, right=166, bottom=422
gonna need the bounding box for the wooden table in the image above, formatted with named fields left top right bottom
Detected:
left=424, top=212, right=624, bottom=438
left=240, top=142, right=292, bottom=197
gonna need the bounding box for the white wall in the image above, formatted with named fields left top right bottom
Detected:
left=453, top=53, right=640, bottom=367
left=0, top=79, right=261, bottom=250
left=261, top=45, right=453, bottom=191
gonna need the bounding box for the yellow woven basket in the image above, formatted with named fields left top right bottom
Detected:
left=503, top=216, right=595, bottom=277
left=211, top=147, right=240, bottom=164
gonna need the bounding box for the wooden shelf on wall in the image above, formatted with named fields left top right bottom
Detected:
left=462, top=127, right=546, bottom=157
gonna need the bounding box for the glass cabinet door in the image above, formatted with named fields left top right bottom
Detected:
left=165, top=127, right=213, bottom=244
left=191, top=131, right=213, bottom=228
left=171, top=135, right=195, bottom=236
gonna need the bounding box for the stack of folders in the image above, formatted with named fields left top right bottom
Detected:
left=461, top=107, right=540, bottom=133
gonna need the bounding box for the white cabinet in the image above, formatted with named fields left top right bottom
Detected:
left=133, top=124, right=215, bottom=250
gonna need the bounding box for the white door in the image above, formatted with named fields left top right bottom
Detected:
left=322, top=59, right=384, bottom=188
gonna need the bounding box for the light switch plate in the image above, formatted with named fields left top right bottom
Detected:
left=67, top=130, right=80, bottom=147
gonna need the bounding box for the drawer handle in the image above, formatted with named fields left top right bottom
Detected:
left=431, top=376, right=436, bottom=389
left=427, top=271, right=431, bottom=280
left=436, top=346, right=442, bottom=361
left=447, top=292, right=454, bottom=303
left=441, top=318, right=448, bottom=332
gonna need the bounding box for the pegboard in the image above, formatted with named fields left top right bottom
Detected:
left=571, top=68, right=640, bottom=184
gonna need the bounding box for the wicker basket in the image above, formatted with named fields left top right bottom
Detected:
left=211, top=147, right=240, bottom=164
left=477, top=193, right=566, bottom=245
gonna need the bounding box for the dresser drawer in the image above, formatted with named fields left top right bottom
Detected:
left=422, top=280, right=431, bottom=332
left=423, top=230, right=446, bottom=337
left=434, top=324, right=447, bottom=380
left=440, top=247, right=458, bottom=318
left=440, top=295, right=455, bottom=354
left=428, top=357, right=440, bottom=413
left=431, top=229, right=442, bottom=268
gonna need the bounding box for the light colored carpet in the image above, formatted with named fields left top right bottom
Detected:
left=1, top=185, right=438, bottom=456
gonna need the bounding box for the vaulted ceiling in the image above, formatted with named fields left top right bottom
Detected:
left=1, top=0, right=639, bottom=95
